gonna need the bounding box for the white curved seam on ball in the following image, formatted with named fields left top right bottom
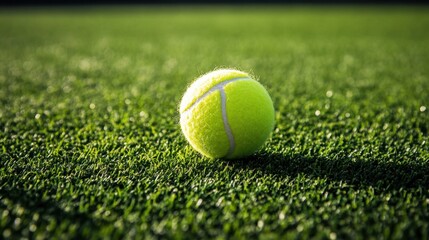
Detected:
left=181, top=77, right=252, bottom=114
left=220, top=88, right=235, bottom=158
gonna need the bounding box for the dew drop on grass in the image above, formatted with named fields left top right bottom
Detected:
left=2, top=229, right=11, bottom=238
left=14, top=218, right=22, bottom=227
left=196, top=199, right=203, bottom=207
left=2, top=210, right=9, bottom=218
left=32, top=213, right=40, bottom=221
left=29, top=224, right=37, bottom=232
left=17, top=206, right=25, bottom=216
left=216, top=197, right=224, bottom=207
left=257, top=220, right=264, bottom=229
left=140, top=111, right=148, bottom=120
left=315, top=110, right=321, bottom=116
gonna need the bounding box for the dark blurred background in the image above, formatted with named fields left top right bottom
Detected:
left=1, top=0, right=427, bottom=6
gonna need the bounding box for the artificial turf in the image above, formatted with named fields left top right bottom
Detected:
left=1, top=6, right=429, bottom=239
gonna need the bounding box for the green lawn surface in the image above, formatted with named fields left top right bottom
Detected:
left=1, top=6, right=429, bottom=239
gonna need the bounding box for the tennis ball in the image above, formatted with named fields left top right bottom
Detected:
left=179, top=69, right=275, bottom=159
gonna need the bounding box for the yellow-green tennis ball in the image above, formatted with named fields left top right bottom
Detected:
left=179, top=69, right=275, bottom=159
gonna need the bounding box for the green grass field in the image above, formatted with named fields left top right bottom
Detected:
left=1, top=6, right=429, bottom=239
